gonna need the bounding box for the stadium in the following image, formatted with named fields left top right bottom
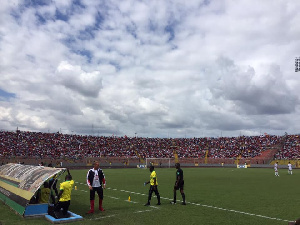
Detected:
left=1, top=0, right=300, bottom=225
left=1, top=130, right=300, bottom=225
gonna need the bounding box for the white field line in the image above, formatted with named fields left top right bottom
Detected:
left=106, top=196, right=119, bottom=200
left=75, top=182, right=290, bottom=222
left=149, top=206, right=160, bottom=209
left=124, top=200, right=138, bottom=203
left=109, top=187, right=289, bottom=222
left=134, top=209, right=153, bottom=214
left=91, top=214, right=116, bottom=220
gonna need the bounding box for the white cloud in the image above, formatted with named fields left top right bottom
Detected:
left=0, top=107, right=13, bottom=121
left=1, top=0, right=300, bottom=137
left=16, top=112, right=47, bottom=129
left=56, top=61, right=102, bottom=97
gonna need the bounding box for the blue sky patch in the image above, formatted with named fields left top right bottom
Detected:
left=79, top=27, right=95, bottom=40
left=0, top=89, right=16, bottom=101
left=165, top=24, right=175, bottom=42
left=55, top=8, right=70, bottom=21
left=77, top=49, right=92, bottom=63
left=73, top=0, right=86, bottom=9
left=23, top=0, right=50, bottom=7
left=95, top=11, right=104, bottom=29
left=35, top=12, right=47, bottom=25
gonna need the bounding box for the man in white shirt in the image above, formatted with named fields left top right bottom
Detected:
left=86, top=161, right=106, bottom=214
left=274, top=162, right=279, bottom=177
left=288, top=162, right=293, bottom=175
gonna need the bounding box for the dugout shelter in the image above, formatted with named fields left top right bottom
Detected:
left=0, top=163, right=65, bottom=217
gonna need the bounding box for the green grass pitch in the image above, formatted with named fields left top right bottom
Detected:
left=0, top=167, right=298, bottom=225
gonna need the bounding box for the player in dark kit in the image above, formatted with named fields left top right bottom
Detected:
left=170, top=163, right=186, bottom=205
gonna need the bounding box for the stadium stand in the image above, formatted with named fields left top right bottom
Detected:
left=1, top=130, right=295, bottom=167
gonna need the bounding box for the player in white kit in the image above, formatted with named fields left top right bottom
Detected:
left=288, top=162, right=293, bottom=175
left=274, top=162, right=279, bottom=176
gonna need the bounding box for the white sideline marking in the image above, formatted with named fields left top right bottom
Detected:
left=134, top=209, right=153, bottom=214
left=106, top=196, right=119, bottom=200
left=184, top=202, right=289, bottom=222
left=125, top=200, right=138, bottom=203
left=74, top=182, right=290, bottom=222
left=92, top=215, right=116, bottom=220
left=110, top=187, right=290, bottom=222
left=160, top=197, right=170, bottom=200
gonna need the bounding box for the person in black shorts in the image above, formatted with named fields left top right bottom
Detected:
left=170, top=163, right=186, bottom=205
left=86, top=161, right=106, bottom=213
left=144, top=165, right=161, bottom=206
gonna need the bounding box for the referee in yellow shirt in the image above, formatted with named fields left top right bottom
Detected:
left=54, top=169, right=74, bottom=218
left=144, top=165, right=161, bottom=206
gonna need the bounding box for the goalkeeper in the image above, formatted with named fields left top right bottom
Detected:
left=144, top=165, right=161, bottom=206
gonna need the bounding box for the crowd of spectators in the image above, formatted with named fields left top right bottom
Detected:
left=0, top=130, right=289, bottom=160
left=274, top=135, right=300, bottom=159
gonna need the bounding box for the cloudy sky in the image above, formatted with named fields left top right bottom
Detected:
left=1, top=0, right=300, bottom=138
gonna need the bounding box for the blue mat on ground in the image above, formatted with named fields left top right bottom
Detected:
left=24, top=203, right=48, bottom=217
left=45, top=211, right=83, bottom=224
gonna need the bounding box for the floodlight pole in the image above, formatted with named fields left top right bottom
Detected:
left=295, top=57, right=300, bottom=72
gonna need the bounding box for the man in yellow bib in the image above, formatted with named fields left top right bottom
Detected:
left=37, top=181, right=51, bottom=203
left=144, top=165, right=161, bottom=206
left=54, top=169, right=74, bottom=218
